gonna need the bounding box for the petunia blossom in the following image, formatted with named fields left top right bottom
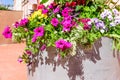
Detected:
left=2, top=26, right=12, bottom=38
left=40, top=44, right=46, bottom=51
left=53, top=6, right=60, bottom=13
left=34, top=26, right=45, bottom=37
left=18, top=57, right=23, bottom=63
left=55, top=39, right=72, bottom=51
left=42, top=9, right=48, bottom=14
left=32, top=35, right=37, bottom=43
left=26, top=50, right=32, bottom=56
left=14, top=21, right=20, bottom=28
left=51, top=18, right=59, bottom=27
left=19, top=18, right=29, bottom=26
left=37, top=4, right=45, bottom=10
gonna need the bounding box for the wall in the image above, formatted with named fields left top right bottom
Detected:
left=13, top=0, right=22, bottom=10
left=0, top=10, right=23, bottom=44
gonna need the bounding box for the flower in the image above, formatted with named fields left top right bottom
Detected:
left=18, top=57, right=23, bottom=63
left=19, top=18, right=29, bottom=26
left=112, top=9, right=119, bottom=16
left=2, top=26, right=12, bottom=38
left=32, top=35, right=37, bottom=43
left=62, top=7, right=70, bottom=17
left=14, top=22, right=19, bottom=28
left=53, top=6, right=60, bottom=13
left=42, top=9, right=48, bottom=14
left=51, top=18, right=59, bottom=27
left=95, top=21, right=105, bottom=29
left=81, top=18, right=92, bottom=30
left=37, top=4, right=45, bottom=10
left=33, top=26, right=45, bottom=37
left=26, top=50, right=32, bottom=56
left=55, top=39, right=72, bottom=51
left=110, top=22, right=116, bottom=27
left=40, top=44, right=46, bottom=51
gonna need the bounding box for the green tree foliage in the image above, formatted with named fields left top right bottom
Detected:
left=0, top=5, right=9, bottom=10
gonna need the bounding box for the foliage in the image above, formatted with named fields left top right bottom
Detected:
left=0, top=5, right=9, bottom=10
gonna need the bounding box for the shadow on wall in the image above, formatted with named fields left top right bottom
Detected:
left=28, top=39, right=103, bottom=80
left=0, top=10, right=22, bottom=44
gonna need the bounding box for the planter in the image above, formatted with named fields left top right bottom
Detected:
left=28, top=37, right=120, bottom=80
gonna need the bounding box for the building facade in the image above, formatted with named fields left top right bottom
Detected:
left=13, top=0, right=22, bottom=10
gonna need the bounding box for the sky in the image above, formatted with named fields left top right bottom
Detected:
left=0, top=0, right=13, bottom=5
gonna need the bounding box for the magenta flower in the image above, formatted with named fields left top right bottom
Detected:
left=53, top=6, right=60, bottom=13
left=32, top=35, right=37, bottom=43
left=14, top=21, right=19, bottom=28
left=2, top=26, right=12, bottom=38
left=65, top=41, right=72, bottom=48
left=26, top=50, right=32, bottom=56
left=34, top=26, right=45, bottom=37
left=37, top=4, right=45, bottom=10
left=55, top=39, right=72, bottom=51
left=51, top=18, right=59, bottom=27
left=18, top=57, right=23, bottom=63
left=19, top=18, right=29, bottom=26
left=62, top=7, right=72, bottom=17
left=40, top=44, right=46, bottom=51
left=55, top=39, right=66, bottom=51
left=62, top=8, right=69, bottom=17
left=63, top=24, right=72, bottom=32
left=48, top=3, right=54, bottom=9
left=42, top=9, right=48, bottom=14
left=83, top=24, right=91, bottom=30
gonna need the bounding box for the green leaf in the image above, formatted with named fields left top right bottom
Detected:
left=75, top=5, right=83, bottom=11
left=40, top=0, right=48, bottom=4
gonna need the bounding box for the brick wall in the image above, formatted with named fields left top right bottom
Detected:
left=0, top=10, right=23, bottom=44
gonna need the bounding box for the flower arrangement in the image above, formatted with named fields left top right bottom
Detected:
left=2, top=0, right=120, bottom=65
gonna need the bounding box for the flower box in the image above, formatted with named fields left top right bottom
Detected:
left=27, top=37, right=120, bottom=80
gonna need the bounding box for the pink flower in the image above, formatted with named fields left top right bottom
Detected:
left=14, top=22, right=19, bottom=28
left=42, top=9, right=48, bottom=14
left=83, top=24, right=91, bottom=30
left=62, top=7, right=72, bottom=17
left=40, top=44, right=46, bottom=51
left=80, top=18, right=92, bottom=30
left=55, top=39, right=72, bottom=51
left=53, top=6, right=60, bottom=13
left=34, top=26, right=44, bottom=37
left=32, top=35, right=37, bottom=43
left=19, top=18, right=29, bottom=26
left=2, top=26, right=12, bottom=38
left=62, top=8, right=69, bottom=17
left=18, top=57, right=23, bottom=63
left=63, top=24, right=72, bottom=32
left=37, top=4, right=45, bottom=10
left=51, top=18, right=59, bottom=27
left=26, top=50, right=32, bottom=56
left=48, top=4, right=54, bottom=9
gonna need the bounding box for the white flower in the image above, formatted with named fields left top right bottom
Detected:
left=112, top=9, right=119, bottom=16
left=57, top=14, right=61, bottom=18
left=107, top=15, right=113, bottom=21
left=110, top=22, right=116, bottom=27
left=100, top=29, right=105, bottom=33
left=87, top=21, right=92, bottom=25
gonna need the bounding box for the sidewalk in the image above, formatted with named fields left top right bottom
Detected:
left=0, top=43, right=27, bottom=80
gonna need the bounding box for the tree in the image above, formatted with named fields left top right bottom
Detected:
left=0, top=5, right=9, bottom=10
